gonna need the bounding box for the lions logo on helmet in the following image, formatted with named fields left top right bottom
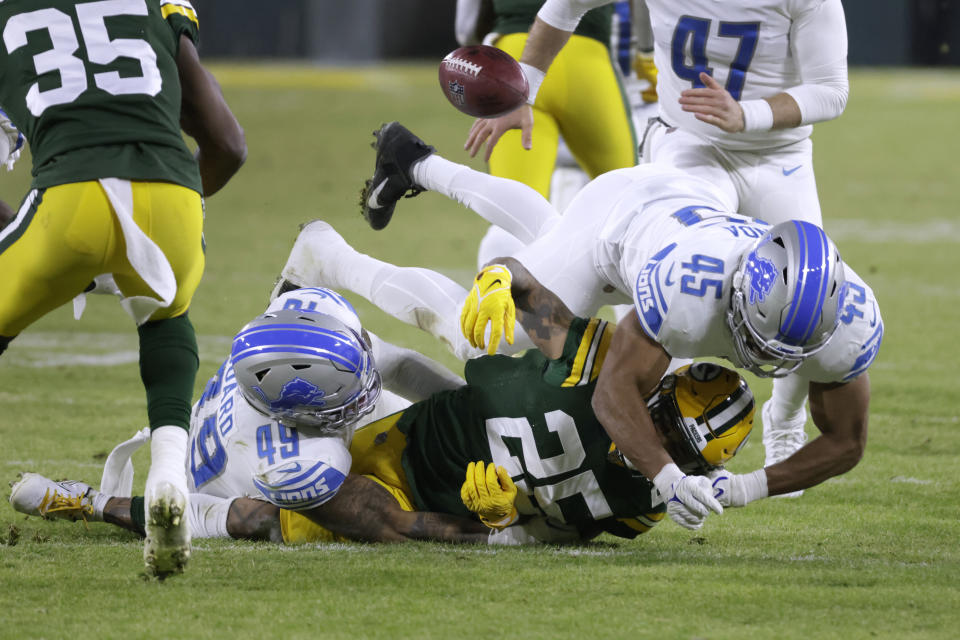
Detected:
left=230, top=309, right=381, bottom=434
left=727, top=220, right=846, bottom=377
left=610, top=363, right=754, bottom=475
left=259, top=378, right=327, bottom=411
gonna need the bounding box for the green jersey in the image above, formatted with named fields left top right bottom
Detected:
left=0, top=0, right=202, bottom=192
left=491, top=0, right=613, bottom=49
left=398, top=317, right=665, bottom=540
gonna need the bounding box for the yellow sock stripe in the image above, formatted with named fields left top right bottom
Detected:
left=161, top=3, right=199, bottom=27
left=615, top=511, right=665, bottom=534
left=562, top=318, right=600, bottom=387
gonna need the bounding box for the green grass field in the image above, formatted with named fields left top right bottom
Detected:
left=2, top=65, right=959, bottom=639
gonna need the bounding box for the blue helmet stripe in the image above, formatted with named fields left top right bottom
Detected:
left=232, top=345, right=361, bottom=371
left=234, top=324, right=357, bottom=348
left=232, top=324, right=362, bottom=370
left=779, top=221, right=830, bottom=345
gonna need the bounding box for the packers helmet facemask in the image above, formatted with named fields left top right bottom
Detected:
left=609, top=363, right=755, bottom=475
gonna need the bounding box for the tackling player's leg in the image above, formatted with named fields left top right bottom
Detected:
left=271, top=220, right=500, bottom=360
left=360, top=122, right=435, bottom=230
left=109, top=181, right=206, bottom=577
left=360, top=122, right=561, bottom=244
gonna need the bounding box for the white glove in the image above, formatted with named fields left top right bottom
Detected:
left=0, top=107, right=24, bottom=171
left=709, top=469, right=769, bottom=507
left=654, top=463, right=723, bottom=530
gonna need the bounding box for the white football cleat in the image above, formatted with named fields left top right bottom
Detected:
left=9, top=472, right=96, bottom=522
left=761, top=400, right=807, bottom=498
left=144, top=482, right=190, bottom=579
left=269, top=220, right=351, bottom=303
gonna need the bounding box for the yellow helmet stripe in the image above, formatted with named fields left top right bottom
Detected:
left=700, top=385, right=754, bottom=440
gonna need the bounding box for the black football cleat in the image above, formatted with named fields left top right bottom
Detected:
left=360, top=122, right=435, bottom=230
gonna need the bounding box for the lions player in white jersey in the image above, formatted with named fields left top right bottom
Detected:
left=31, top=286, right=463, bottom=539
left=300, top=123, right=879, bottom=529
left=437, top=0, right=850, bottom=483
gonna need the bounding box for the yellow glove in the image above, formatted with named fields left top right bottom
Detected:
left=460, top=460, right=518, bottom=530
left=633, top=52, right=658, bottom=104
left=459, top=264, right=515, bottom=355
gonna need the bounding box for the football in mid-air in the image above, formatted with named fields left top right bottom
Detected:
left=438, top=45, right=529, bottom=118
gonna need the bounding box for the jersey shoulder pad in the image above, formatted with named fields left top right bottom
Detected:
left=160, top=0, right=200, bottom=44
left=543, top=317, right=614, bottom=388
left=253, top=438, right=351, bottom=510
left=802, top=270, right=883, bottom=382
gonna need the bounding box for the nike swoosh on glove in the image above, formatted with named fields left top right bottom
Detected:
left=460, top=264, right=515, bottom=355
left=709, top=469, right=768, bottom=507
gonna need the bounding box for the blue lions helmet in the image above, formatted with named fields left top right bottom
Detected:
left=266, top=287, right=362, bottom=335
left=727, top=220, right=846, bottom=377
left=230, top=309, right=381, bottom=434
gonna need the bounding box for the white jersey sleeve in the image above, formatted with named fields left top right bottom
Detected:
left=537, top=0, right=613, bottom=32
left=797, top=266, right=883, bottom=383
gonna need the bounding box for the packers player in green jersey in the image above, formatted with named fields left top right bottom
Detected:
left=18, top=260, right=755, bottom=545
left=0, top=0, right=245, bottom=577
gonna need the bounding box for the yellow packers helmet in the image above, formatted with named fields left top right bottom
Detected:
left=650, top=362, right=754, bottom=474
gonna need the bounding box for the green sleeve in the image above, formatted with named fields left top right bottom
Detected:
left=161, top=0, right=200, bottom=48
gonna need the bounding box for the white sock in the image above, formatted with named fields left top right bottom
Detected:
left=90, top=490, right=109, bottom=521
left=185, top=493, right=232, bottom=539
left=144, top=425, right=189, bottom=504
left=413, top=154, right=559, bottom=244
left=768, top=374, right=809, bottom=424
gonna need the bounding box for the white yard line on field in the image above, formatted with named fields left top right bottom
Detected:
left=828, top=219, right=960, bottom=244
left=3, top=332, right=232, bottom=368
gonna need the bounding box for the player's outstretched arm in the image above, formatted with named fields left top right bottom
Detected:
left=304, top=475, right=490, bottom=544
left=176, top=35, right=246, bottom=196
left=591, top=313, right=673, bottom=479
left=500, top=256, right=574, bottom=359
left=465, top=0, right=603, bottom=159
left=764, top=374, right=869, bottom=496
left=592, top=314, right=722, bottom=529
left=460, top=256, right=574, bottom=357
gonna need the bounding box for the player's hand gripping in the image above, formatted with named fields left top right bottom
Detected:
left=653, top=463, right=723, bottom=530
left=460, top=264, right=515, bottom=355
left=461, top=460, right=519, bottom=530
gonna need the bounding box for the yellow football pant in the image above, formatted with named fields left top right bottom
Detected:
left=490, top=33, right=637, bottom=198
left=281, top=411, right=416, bottom=544
left=0, top=180, right=204, bottom=337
